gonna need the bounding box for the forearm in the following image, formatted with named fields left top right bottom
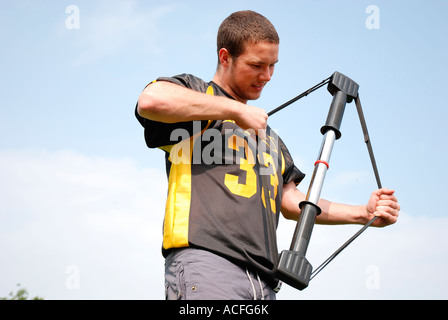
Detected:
left=137, top=81, right=241, bottom=123
left=280, top=181, right=368, bottom=225
left=315, top=199, right=367, bottom=225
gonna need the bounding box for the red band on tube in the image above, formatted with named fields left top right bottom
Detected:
left=314, top=160, right=329, bottom=169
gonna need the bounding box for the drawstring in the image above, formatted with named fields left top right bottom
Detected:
left=246, top=268, right=257, bottom=300
left=245, top=267, right=265, bottom=300
left=256, top=272, right=265, bottom=300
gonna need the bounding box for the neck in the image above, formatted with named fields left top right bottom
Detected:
left=212, top=68, right=247, bottom=104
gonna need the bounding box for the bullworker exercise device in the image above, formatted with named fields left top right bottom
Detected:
left=267, top=71, right=383, bottom=290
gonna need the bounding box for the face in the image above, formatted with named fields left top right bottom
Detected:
left=221, top=41, right=279, bottom=103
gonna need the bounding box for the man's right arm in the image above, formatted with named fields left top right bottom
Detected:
left=137, top=81, right=268, bottom=133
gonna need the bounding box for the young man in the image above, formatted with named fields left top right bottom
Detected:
left=135, top=10, right=400, bottom=300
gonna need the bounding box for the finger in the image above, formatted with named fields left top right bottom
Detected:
left=374, top=202, right=400, bottom=218
left=376, top=187, right=395, bottom=196
left=375, top=206, right=399, bottom=217
left=375, top=211, right=399, bottom=224
left=373, top=206, right=399, bottom=223
left=257, top=128, right=266, bottom=140
left=376, top=199, right=400, bottom=209
left=379, top=194, right=398, bottom=202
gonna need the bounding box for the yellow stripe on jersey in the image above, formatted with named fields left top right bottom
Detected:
left=162, top=86, right=214, bottom=250
left=281, top=152, right=285, bottom=176
left=159, top=144, right=174, bottom=153
left=206, top=85, right=214, bottom=96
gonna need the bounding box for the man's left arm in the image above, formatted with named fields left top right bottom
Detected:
left=280, top=181, right=400, bottom=227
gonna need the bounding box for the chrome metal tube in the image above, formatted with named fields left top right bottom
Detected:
left=306, top=130, right=336, bottom=204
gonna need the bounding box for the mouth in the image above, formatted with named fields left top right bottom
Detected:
left=251, top=83, right=265, bottom=92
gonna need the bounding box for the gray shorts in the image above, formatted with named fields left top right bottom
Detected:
left=164, top=248, right=277, bottom=300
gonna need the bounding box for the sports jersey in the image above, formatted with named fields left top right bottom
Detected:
left=135, top=74, right=305, bottom=284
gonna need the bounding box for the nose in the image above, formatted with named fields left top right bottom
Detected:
left=259, top=66, right=272, bottom=82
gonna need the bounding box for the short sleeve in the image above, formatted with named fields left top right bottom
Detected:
left=135, top=74, right=210, bottom=149
left=279, top=136, right=305, bottom=185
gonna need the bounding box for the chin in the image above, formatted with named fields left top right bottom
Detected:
left=249, top=93, right=262, bottom=101
left=244, top=91, right=262, bottom=101
left=238, top=88, right=262, bottom=102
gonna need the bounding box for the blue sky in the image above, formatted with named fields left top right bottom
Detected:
left=0, top=0, right=447, bottom=300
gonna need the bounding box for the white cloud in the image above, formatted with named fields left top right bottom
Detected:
left=1, top=148, right=446, bottom=300
left=277, top=213, right=448, bottom=299
left=0, top=148, right=167, bottom=299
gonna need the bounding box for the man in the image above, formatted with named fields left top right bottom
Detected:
left=135, top=10, right=400, bottom=300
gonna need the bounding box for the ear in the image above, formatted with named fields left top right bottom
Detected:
left=218, top=48, right=232, bottom=67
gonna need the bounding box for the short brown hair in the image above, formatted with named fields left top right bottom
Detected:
left=217, top=10, right=279, bottom=60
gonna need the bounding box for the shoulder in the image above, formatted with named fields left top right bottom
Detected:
left=157, top=74, right=210, bottom=93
